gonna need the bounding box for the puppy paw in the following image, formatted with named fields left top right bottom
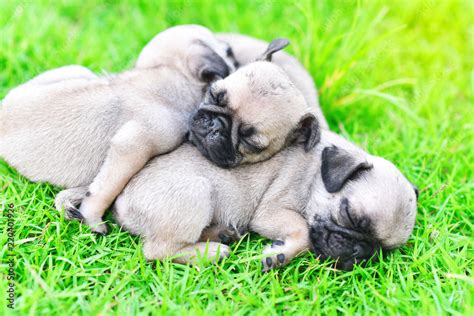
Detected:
left=89, top=222, right=109, bottom=235
left=262, top=240, right=290, bottom=272
left=64, top=205, right=84, bottom=222
left=205, top=242, right=231, bottom=262
left=65, top=209, right=109, bottom=235
left=190, top=242, right=231, bottom=263
left=65, top=207, right=109, bottom=235
left=55, top=187, right=88, bottom=221
left=55, top=188, right=109, bottom=235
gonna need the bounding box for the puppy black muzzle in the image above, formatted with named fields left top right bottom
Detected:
left=188, top=109, right=241, bottom=168
left=309, top=215, right=381, bottom=271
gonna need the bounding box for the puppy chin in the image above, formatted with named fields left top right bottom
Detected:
left=309, top=215, right=381, bottom=271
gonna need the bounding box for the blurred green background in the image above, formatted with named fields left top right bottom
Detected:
left=0, top=0, right=472, bottom=315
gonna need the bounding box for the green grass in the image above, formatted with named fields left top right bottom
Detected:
left=0, top=0, right=473, bottom=314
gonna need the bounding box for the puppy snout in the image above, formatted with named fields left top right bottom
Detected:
left=192, top=110, right=211, bottom=132
left=210, top=115, right=229, bottom=134
left=192, top=110, right=230, bottom=135
left=309, top=216, right=380, bottom=271
left=188, top=109, right=241, bottom=168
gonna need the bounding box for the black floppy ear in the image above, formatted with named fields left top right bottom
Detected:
left=257, top=38, right=290, bottom=62
left=293, top=113, right=320, bottom=152
left=198, top=50, right=230, bottom=83
left=321, top=146, right=373, bottom=193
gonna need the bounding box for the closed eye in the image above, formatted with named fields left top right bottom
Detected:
left=338, top=198, right=371, bottom=232
left=240, top=138, right=266, bottom=153
left=238, top=125, right=267, bottom=153
left=339, top=198, right=356, bottom=228
left=239, top=125, right=255, bottom=137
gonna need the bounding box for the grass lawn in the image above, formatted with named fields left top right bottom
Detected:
left=0, top=0, right=473, bottom=314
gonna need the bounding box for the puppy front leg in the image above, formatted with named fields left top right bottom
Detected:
left=250, top=208, right=311, bottom=271
left=78, top=120, right=154, bottom=234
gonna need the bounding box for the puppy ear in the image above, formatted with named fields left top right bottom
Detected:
left=257, top=38, right=290, bottom=62
left=293, top=113, right=320, bottom=152
left=198, top=50, right=230, bottom=82
left=191, top=40, right=230, bottom=83
left=321, top=146, right=373, bottom=193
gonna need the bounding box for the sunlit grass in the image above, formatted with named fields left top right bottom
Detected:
left=0, top=0, right=472, bottom=314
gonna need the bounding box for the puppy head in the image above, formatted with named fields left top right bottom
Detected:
left=136, top=24, right=237, bottom=83
left=307, top=141, right=418, bottom=270
left=188, top=39, right=320, bottom=167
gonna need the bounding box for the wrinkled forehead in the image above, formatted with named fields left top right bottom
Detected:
left=344, top=161, right=410, bottom=210
left=244, top=63, right=290, bottom=86
left=222, top=64, right=296, bottom=101
left=218, top=65, right=306, bottom=129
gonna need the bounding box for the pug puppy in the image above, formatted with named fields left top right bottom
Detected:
left=1, top=26, right=320, bottom=234
left=216, top=33, right=328, bottom=129
left=110, top=128, right=417, bottom=271
left=0, top=24, right=237, bottom=233
left=187, top=49, right=320, bottom=168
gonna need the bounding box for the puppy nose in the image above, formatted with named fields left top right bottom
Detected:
left=210, top=116, right=229, bottom=133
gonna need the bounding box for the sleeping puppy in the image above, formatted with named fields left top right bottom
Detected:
left=1, top=26, right=318, bottom=234
left=186, top=35, right=327, bottom=168
left=187, top=47, right=320, bottom=168
left=109, top=62, right=416, bottom=271
left=184, top=34, right=418, bottom=270
left=0, top=25, right=235, bottom=233
left=216, top=33, right=328, bottom=129
left=111, top=128, right=417, bottom=271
